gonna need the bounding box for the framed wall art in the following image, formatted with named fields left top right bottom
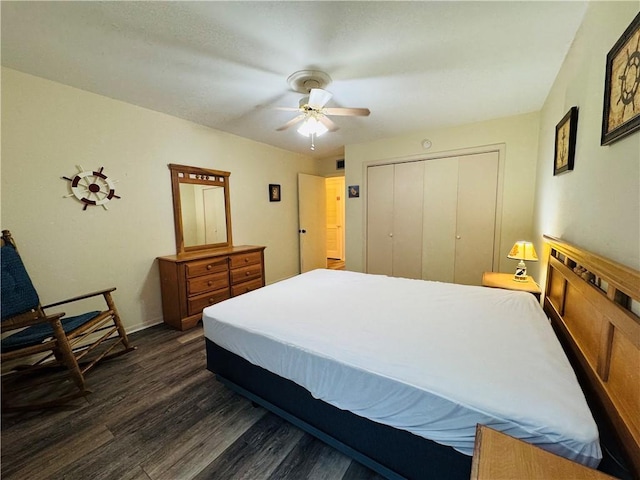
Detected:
left=269, top=184, right=281, bottom=202
left=554, top=106, right=579, bottom=176
left=601, top=12, right=640, bottom=146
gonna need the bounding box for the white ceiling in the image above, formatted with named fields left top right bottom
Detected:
left=1, top=1, right=588, bottom=159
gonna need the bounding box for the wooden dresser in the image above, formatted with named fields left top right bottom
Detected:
left=157, top=245, right=266, bottom=330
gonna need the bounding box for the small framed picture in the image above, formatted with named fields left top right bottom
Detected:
left=269, top=184, right=281, bottom=202
left=348, top=185, right=359, bottom=198
left=601, top=13, right=640, bottom=145
left=554, top=106, right=578, bottom=176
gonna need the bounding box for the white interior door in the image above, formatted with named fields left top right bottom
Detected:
left=392, top=161, right=424, bottom=279
left=422, top=158, right=459, bottom=282
left=367, top=164, right=394, bottom=275
left=454, top=152, right=499, bottom=285
left=298, top=173, right=327, bottom=273
left=367, top=151, right=500, bottom=286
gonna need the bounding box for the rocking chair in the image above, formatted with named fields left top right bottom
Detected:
left=1, top=229, right=135, bottom=410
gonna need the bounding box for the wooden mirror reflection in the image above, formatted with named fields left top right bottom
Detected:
left=169, top=164, right=232, bottom=253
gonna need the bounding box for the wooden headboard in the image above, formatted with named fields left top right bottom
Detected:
left=543, top=235, right=639, bottom=478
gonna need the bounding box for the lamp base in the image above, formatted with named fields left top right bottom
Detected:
left=513, top=261, right=528, bottom=282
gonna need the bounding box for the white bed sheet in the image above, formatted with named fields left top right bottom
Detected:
left=203, top=269, right=601, bottom=467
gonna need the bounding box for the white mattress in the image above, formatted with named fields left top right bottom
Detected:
left=203, top=269, right=601, bottom=467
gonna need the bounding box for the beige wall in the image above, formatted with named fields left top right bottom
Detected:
left=533, top=3, right=640, bottom=279
left=316, top=156, right=345, bottom=178
left=1, top=68, right=318, bottom=332
left=344, top=112, right=540, bottom=275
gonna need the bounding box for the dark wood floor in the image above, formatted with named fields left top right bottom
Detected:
left=1, top=324, right=385, bottom=480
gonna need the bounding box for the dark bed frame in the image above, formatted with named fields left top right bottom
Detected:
left=205, top=339, right=472, bottom=480
left=205, top=235, right=640, bottom=480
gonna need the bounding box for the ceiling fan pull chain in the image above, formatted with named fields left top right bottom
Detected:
left=310, top=132, right=316, bottom=151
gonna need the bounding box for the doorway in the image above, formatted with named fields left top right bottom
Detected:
left=325, top=176, right=345, bottom=268
left=297, top=174, right=346, bottom=273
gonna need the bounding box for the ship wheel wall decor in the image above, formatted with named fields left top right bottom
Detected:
left=601, top=12, right=640, bottom=145
left=63, top=165, right=121, bottom=210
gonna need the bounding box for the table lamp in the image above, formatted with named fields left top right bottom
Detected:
left=507, top=241, right=538, bottom=282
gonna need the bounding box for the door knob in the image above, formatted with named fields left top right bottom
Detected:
left=456, top=235, right=461, bottom=239
left=299, top=229, right=307, bottom=234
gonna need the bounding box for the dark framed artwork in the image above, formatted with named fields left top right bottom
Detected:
left=348, top=185, right=359, bottom=198
left=554, top=106, right=579, bottom=176
left=269, top=184, right=281, bottom=202
left=601, top=12, right=640, bottom=146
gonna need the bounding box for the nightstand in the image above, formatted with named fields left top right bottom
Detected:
left=471, top=425, right=615, bottom=480
left=482, top=271, right=541, bottom=301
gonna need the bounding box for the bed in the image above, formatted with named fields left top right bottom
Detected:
left=203, top=236, right=639, bottom=479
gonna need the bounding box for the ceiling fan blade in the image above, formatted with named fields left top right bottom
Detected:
left=324, top=107, right=371, bottom=117
left=308, top=88, right=333, bottom=109
left=274, top=107, right=301, bottom=112
left=318, top=115, right=339, bottom=132
left=276, top=114, right=306, bottom=131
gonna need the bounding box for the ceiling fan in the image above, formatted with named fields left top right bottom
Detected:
left=276, top=70, right=370, bottom=150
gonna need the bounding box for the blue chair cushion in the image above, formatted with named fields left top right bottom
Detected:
left=1, top=245, right=40, bottom=321
left=1, top=311, right=102, bottom=352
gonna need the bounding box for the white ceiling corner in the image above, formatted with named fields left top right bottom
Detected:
left=1, top=1, right=588, bottom=159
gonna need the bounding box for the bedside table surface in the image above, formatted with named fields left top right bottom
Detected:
left=482, top=271, right=541, bottom=295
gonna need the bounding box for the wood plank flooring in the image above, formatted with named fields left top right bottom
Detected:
left=1, top=324, right=385, bottom=480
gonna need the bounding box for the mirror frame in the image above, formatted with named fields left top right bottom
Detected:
left=168, top=164, right=232, bottom=254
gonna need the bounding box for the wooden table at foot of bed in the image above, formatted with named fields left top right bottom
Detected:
left=470, top=425, right=615, bottom=480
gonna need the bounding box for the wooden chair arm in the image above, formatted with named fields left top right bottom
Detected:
left=1, top=311, right=65, bottom=332
left=42, top=287, right=116, bottom=309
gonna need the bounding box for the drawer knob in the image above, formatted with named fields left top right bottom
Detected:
left=244, top=257, right=249, bottom=263
left=207, top=264, right=212, bottom=270
left=246, top=271, right=250, bottom=276
left=208, top=298, right=214, bottom=303
left=208, top=281, right=213, bottom=286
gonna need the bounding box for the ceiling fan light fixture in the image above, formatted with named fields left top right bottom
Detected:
left=297, top=116, right=328, bottom=138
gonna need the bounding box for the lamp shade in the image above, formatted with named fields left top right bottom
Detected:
left=297, top=117, right=328, bottom=137
left=507, top=241, right=538, bottom=262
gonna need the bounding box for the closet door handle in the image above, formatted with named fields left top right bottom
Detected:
left=456, top=235, right=461, bottom=239
left=389, top=233, right=393, bottom=237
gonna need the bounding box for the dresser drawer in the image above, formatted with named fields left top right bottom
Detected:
left=158, top=245, right=265, bottom=331
left=188, top=288, right=230, bottom=316
left=187, top=271, right=229, bottom=296
left=229, top=251, right=262, bottom=269
left=230, top=263, right=263, bottom=285
left=231, top=278, right=263, bottom=297
left=185, top=257, right=228, bottom=278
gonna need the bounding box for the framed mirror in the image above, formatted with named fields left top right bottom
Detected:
left=168, top=164, right=232, bottom=253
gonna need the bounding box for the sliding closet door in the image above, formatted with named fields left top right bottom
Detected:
left=392, top=161, right=424, bottom=279
left=454, top=152, right=499, bottom=285
left=367, top=164, right=394, bottom=275
left=367, top=162, right=424, bottom=278
left=367, top=151, right=499, bottom=285
left=422, top=159, right=458, bottom=283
